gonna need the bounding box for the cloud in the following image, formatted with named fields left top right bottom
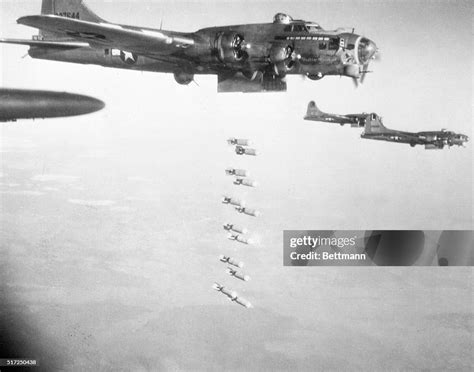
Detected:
left=42, top=187, right=60, bottom=192
left=0, top=190, right=44, bottom=196
left=109, top=206, right=133, bottom=213
left=78, top=150, right=110, bottom=159
left=127, top=176, right=150, bottom=182
left=120, top=306, right=299, bottom=371
left=32, top=175, right=79, bottom=183
left=125, top=196, right=160, bottom=202
left=68, top=199, right=116, bottom=207
left=0, top=138, right=36, bottom=153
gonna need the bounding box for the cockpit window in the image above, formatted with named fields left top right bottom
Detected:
left=319, top=42, right=327, bottom=50
left=307, top=25, right=322, bottom=32
left=283, top=24, right=311, bottom=33
left=328, top=38, right=339, bottom=50
left=358, top=37, right=377, bottom=64
left=293, top=25, right=307, bottom=32
left=347, top=43, right=355, bottom=50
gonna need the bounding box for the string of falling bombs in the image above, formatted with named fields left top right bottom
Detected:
left=212, top=138, right=259, bottom=309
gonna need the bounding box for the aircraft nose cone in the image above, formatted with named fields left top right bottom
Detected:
left=367, top=41, right=377, bottom=60
left=358, top=38, right=378, bottom=65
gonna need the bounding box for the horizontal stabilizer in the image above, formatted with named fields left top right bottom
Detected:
left=0, top=38, right=89, bottom=49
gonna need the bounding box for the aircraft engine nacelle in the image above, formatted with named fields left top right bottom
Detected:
left=215, top=32, right=247, bottom=65
left=174, top=71, right=194, bottom=85
left=269, top=44, right=296, bottom=76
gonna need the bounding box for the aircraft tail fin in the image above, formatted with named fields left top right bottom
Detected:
left=305, top=101, right=324, bottom=119
left=39, top=0, right=104, bottom=39
left=41, top=0, right=104, bottom=22
left=363, top=114, right=387, bottom=134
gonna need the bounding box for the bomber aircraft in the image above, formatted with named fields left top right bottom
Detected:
left=0, top=88, right=104, bottom=122
left=0, top=0, right=378, bottom=92
left=305, top=101, right=469, bottom=149
left=304, top=100, right=369, bottom=127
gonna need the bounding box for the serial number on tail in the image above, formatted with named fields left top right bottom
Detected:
left=55, top=12, right=80, bottom=19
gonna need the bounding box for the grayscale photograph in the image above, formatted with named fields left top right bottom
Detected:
left=0, top=0, right=472, bottom=370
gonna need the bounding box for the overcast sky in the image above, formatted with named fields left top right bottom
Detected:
left=1, top=1, right=472, bottom=370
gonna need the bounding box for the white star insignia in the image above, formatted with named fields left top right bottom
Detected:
left=122, top=51, right=136, bottom=62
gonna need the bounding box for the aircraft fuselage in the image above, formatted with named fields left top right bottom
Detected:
left=24, top=20, right=376, bottom=81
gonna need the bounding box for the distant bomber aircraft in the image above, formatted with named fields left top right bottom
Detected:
left=0, top=0, right=378, bottom=92
left=305, top=101, right=468, bottom=149
left=0, top=88, right=104, bottom=122
left=304, top=101, right=369, bottom=128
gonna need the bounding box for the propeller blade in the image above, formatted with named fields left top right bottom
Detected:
left=360, top=62, right=370, bottom=84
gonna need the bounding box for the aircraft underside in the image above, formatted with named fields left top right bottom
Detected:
left=27, top=44, right=345, bottom=92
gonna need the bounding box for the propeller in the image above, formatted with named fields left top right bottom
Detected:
left=360, top=47, right=380, bottom=84
left=232, top=33, right=247, bottom=60
left=269, top=41, right=300, bottom=77
left=353, top=50, right=380, bottom=87
left=360, top=62, right=370, bottom=84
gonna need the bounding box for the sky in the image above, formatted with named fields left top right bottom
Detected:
left=1, top=1, right=473, bottom=370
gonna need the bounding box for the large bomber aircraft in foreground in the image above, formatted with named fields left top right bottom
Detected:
left=1, top=0, right=378, bottom=92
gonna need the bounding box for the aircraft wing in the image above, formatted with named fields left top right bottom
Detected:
left=17, top=15, right=197, bottom=57
left=0, top=38, right=89, bottom=49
